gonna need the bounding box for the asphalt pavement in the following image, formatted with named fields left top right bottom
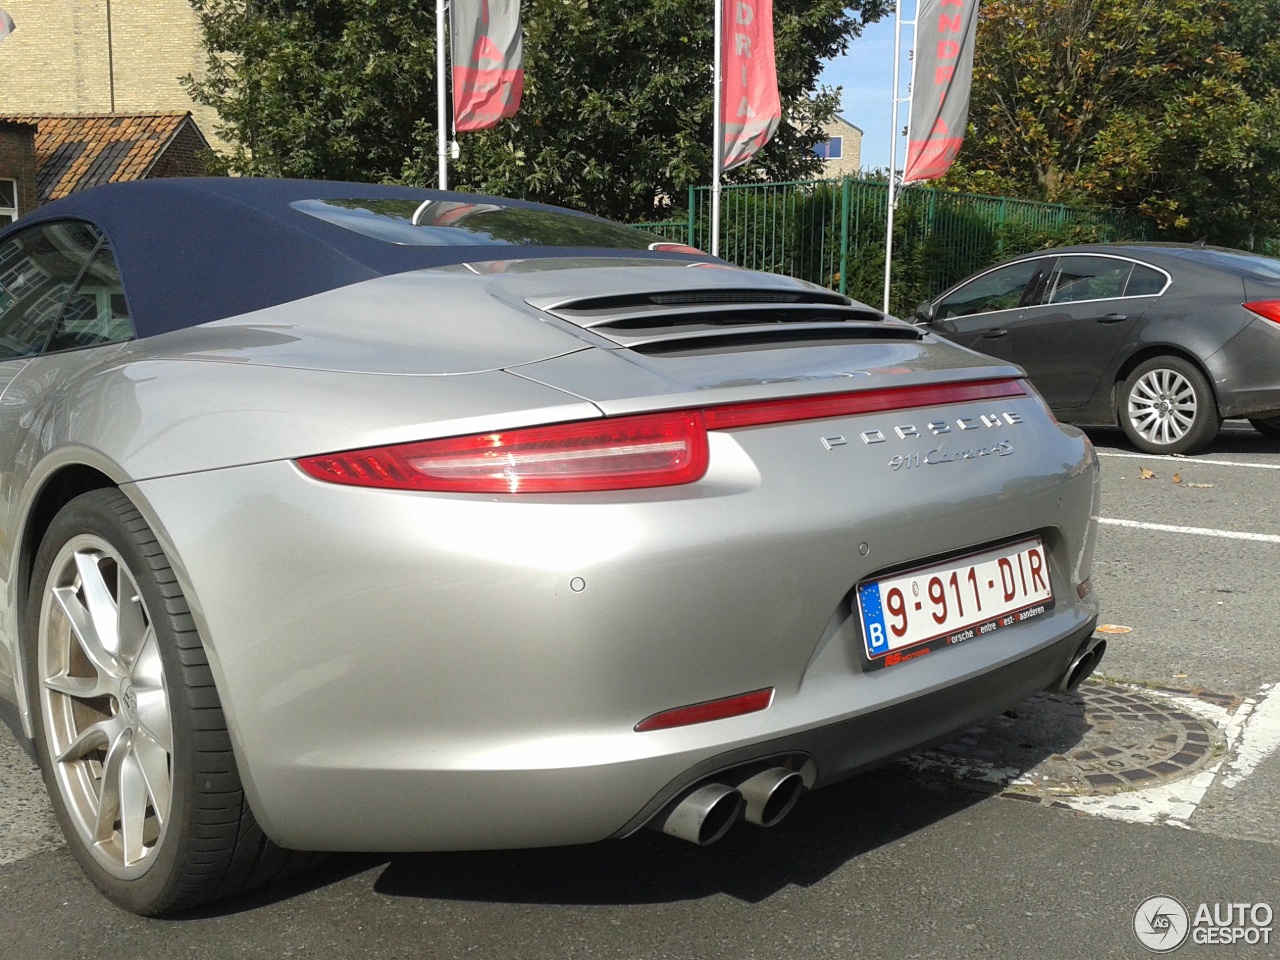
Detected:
left=2, top=421, right=1278, bottom=959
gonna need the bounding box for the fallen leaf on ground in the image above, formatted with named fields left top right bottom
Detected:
left=1173, top=472, right=1182, bottom=484
left=1138, top=467, right=1156, bottom=479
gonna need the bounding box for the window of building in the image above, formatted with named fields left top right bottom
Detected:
left=0, top=179, right=17, bottom=226
left=813, top=137, right=844, bottom=161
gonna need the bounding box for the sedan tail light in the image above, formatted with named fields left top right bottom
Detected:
left=297, top=378, right=1025, bottom=494
left=1243, top=300, right=1280, bottom=324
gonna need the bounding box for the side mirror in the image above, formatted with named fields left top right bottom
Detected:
left=912, top=300, right=935, bottom=325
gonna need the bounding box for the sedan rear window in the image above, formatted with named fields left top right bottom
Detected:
left=291, top=198, right=661, bottom=250
left=1126, top=264, right=1167, bottom=296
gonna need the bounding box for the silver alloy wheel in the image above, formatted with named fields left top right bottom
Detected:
left=1127, top=366, right=1198, bottom=446
left=37, top=534, right=173, bottom=880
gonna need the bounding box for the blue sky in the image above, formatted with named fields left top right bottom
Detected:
left=817, top=16, right=902, bottom=172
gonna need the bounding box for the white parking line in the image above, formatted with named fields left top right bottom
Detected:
left=1099, top=451, right=1280, bottom=470
left=1221, top=683, right=1280, bottom=789
left=1094, top=517, right=1280, bottom=544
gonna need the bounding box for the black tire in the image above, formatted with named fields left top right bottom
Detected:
left=1248, top=416, right=1280, bottom=439
left=1119, top=356, right=1220, bottom=455
left=25, top=489, right=313, bottom=914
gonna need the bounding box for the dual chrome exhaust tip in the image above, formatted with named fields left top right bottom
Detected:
left=653, top=765, right=806, bottom=846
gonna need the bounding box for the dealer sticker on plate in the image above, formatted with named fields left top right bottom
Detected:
left=857, top=537, right=1054, bottom=670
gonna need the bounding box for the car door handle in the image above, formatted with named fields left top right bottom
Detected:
left=981, top=328, right=1009, bottom=338
left=1097, top=313, right=1128, bottom=324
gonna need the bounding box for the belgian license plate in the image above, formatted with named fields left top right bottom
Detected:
left=857, top=538, right=1054, bottom=670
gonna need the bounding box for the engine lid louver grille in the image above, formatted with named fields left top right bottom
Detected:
left=528, top=288, right=919, bottom=352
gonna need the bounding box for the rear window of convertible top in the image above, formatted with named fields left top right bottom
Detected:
left=291, top=198, right=660, bottom=250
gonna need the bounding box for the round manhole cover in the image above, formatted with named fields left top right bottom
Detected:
left=899, top=683, right=1227, bottom=797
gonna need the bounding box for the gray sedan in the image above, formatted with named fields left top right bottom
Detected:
left=914, top=243, right=1280, bottom=454
left=0, top=178, right=1101, bottom=914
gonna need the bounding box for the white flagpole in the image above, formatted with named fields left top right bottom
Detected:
left=882, top=0, right=914, bottom=314
left=711, top=0, right=724, bottom=257
left=437, top=0, right=449, bottom=189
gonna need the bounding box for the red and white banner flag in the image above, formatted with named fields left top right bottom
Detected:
left=904, top=0, right=981, bottom=182
left=450, top=0, right=523, bottom=132
left=0, top=8, right=16, bottom=43
left=720, top=0, right=781, bottom=172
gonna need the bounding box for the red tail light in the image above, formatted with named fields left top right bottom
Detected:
left=296, top=378, right=1026, bottom=494
left=1244, top=300, right=1280, bottom=323
left=296, top=410, right=710, bottom=493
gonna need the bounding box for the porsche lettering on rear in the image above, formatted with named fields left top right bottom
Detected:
left=858, top=410, right=1024, bottom=445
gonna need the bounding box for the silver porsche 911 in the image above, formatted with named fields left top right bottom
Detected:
left=0, top=178, right=1103, bottom=914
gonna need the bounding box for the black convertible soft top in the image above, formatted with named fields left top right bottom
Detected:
left=3, top=178, right=709, bottom=338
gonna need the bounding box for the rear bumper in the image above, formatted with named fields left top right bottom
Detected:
left=125, top=399, right=1100, bottom=852
left=613, top=615, right=1097, bottom=838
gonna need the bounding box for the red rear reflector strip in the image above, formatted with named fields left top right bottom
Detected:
left=634, top=688, right=774, bottom=732
left=1243, top=300, right=1280, bottom=324
left=702, top=379, right=1026, bottom=430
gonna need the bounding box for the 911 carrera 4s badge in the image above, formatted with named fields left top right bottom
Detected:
left=889, top=439, right=1014, bottom=471
left=857, top=537, right=1055, bottom=671
left=821, top=410, right=1024, bottom=465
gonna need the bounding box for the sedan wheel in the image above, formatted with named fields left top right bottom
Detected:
left=27, top=489, right=312, bottom=914
left=1248, top=416, right=1280, bottom=439
left=1120, top=357, right=1220, bottom=455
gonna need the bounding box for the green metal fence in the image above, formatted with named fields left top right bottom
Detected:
left=635, top=178, right=1152, bottom=316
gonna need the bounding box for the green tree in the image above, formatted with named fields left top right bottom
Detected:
left=941, top=0, right=1280, bottom=244
left=185, top=0, right=890, bottom=222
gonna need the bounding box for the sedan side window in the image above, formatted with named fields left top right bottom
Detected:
left=45, top=237, right=135, bottom=353
left=1046, top=256, right=1133, bottom=305
left=0, top=222, right=102, bottom=360
left=936, top=260, right=1043, bottom=319
left=1125, top=264, right=1168, bottom=296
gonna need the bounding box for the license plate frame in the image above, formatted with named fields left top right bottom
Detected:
left=857, top=537, right=1054, bottom=670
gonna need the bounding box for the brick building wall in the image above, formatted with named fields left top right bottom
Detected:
left=0, top=0, right=227, bottom=153
left=817, top=116, right=864, bottom=178
left=0, top=122, right=38, bottom=222
left=148, top=120, right=212, bottom=179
